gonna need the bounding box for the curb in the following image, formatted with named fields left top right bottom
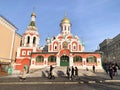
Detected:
left=104, top=80, right=120, bottom=83
left=0, top=80, right=120, bottom=85
left=0, top=82, right=78, bottom=85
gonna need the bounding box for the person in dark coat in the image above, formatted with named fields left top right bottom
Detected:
left=49, top=65, right=54, bottom=79
left=109, top=66, right=114, bottom=80
left=75, top=67, right=78, bottom=76
left=112, top=65, right=117, bottom=76
left=71, top=66, right=74, bottom=78
left=74, top=67, right=78, bottom=79
left=66, top=66, right=71, bottom=79
left=92, top=65, right=95, bottom=73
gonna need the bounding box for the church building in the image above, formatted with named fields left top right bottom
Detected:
left=15, top=12, right=103, bottom=72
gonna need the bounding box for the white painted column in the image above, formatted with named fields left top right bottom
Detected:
left=97, top=58, right=103, bottom=69
left=82, top=58, right=86, bottom=69
left=69, top=54, right=73, bottom=66
left=56, top=56, right=60, bottom=66
left=30, top=58, right=36, bottom=69
left=30, top=36, right=33, bottom=47
left=44, top=58, right=48, bottom=66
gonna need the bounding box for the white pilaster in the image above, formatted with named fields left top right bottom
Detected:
left=69, top=54, right=73, bottom=66
left=82, top=58, right=86, bottom=69
left=44, top=58, right=48, bottom=66
left=56, top=56, right=60, bottom=66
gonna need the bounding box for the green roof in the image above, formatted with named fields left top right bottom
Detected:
left=29, top=21, right=36, bottom=26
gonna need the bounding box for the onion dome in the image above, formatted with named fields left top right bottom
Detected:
left=29, top=12, right=36, bottom=27
left=61, top=17, right=70, bottom=24
left=31, top=12, right=36, bottom=17
left=46, top=36, right=51, bottom=44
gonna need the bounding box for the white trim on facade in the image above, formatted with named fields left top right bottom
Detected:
left=0, top=16, right=17, bottom=31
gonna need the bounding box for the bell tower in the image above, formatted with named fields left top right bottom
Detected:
left=60, top=15, right=71, bottom=36
left=22, top=12, right=40, bottom=47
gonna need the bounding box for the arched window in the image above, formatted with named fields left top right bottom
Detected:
left=65, top=26, right=66, bottom=30
left=74, top=46, right=76, bottom=50
left=55, top=46, right=57, bottom=50
left=36, top=56, right=44, bottom=63
left=73, top=43, right=77, bottom=50
left=27, top=36, right=30, bottom=44
left=73, top=56, right=82, bottom=62
left=86, top=56, right=97, bottom=63
left=20, top=40, right=22, bottom=46
left=54, top=43, right=57, bottom=50
left=48, top=56, right=56, bottom=62
left=33, top=37, right=36, bottom=44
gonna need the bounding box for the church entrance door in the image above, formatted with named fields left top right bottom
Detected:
left=60, top=55, right=69, bottom=66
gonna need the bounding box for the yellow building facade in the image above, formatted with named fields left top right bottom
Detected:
left=0, top=16, right=21, bottom=71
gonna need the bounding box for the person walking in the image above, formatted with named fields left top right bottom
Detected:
left=74, top=67, right=78, bottom=79
left=112, top=64, right=117, bottom=76
left=92, top=65, right=95, bottom=73
left=19, top=67, right=27, bottom=81
left=66, top=66, right=71, bottom=79
left=109, top=65, right=114, bottom=80
left=48, top=65, right=55, bottom=79
left=71, top=66, right=74, bottom=79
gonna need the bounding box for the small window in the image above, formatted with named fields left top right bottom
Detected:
left=54, top=46, right=57, bottom=50
left=22, top=51, right=26, bottom=55
left=27, top=36, right=30, bottom=44
left=33, top=37, right=36, bottom=44
left=65, top=26, right=66, bottom=30
left=74, top=46, right=76, bottom=49
left=27, top=51, right=31, bottom=55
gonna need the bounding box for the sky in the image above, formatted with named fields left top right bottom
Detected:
left=0, top=0, right=120, bottom=51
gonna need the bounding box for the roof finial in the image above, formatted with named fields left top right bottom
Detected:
left=64, top=11, right=67, bottom=18
left=33, top=7, right=35, bottom=12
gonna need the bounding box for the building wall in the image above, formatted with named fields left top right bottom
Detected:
left=12, top=33, right=21, bottom=63
left=99, top=34, right=120, bottom=64
left=0, top=16, right=18, bottom=64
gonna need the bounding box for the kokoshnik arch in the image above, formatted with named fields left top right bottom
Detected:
left=15, top=12, right=103, bottom=72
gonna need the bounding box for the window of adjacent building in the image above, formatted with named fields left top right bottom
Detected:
left=33, top=37, right=36, bottom=44
left=27, top=36, right=30, bottom=44
left=20, top=40, right=22, bottom=46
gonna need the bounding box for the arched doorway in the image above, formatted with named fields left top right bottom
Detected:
left=60, top=55, right=69, bottom=66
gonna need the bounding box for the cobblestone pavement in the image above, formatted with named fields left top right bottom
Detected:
left=0, top=69, right=120, bottom=90
left=0, top=68, right=120, bottom=84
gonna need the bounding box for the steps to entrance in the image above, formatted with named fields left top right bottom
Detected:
left=29, top=66, right=96, bottom=77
